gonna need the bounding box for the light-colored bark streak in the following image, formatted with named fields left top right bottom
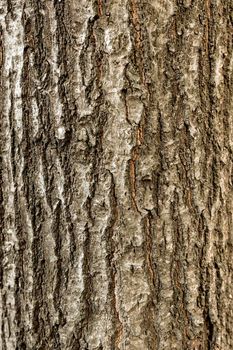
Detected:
left=0, top=0, right=233, bottom=349
left=46, top=1, right=64, bottom=141
left=102, top=1, right=152, bottom=347
left=52, top=2, right=95, bottom=347
left=0, top=0, right=25, bottom=348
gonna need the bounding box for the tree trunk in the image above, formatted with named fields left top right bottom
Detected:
left=0, top=0, right=233, bottom=349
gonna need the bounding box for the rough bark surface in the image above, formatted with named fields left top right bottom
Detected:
left=0, top=0, right=233, bottom=349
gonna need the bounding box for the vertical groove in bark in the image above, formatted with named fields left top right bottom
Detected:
left=0, top=0, right=233, bottom=349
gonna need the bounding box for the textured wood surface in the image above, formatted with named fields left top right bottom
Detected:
left=0, top=0, right=233, bottom=349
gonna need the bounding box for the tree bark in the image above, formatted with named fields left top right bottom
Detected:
left=0, top=0, right=233, bottom=349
